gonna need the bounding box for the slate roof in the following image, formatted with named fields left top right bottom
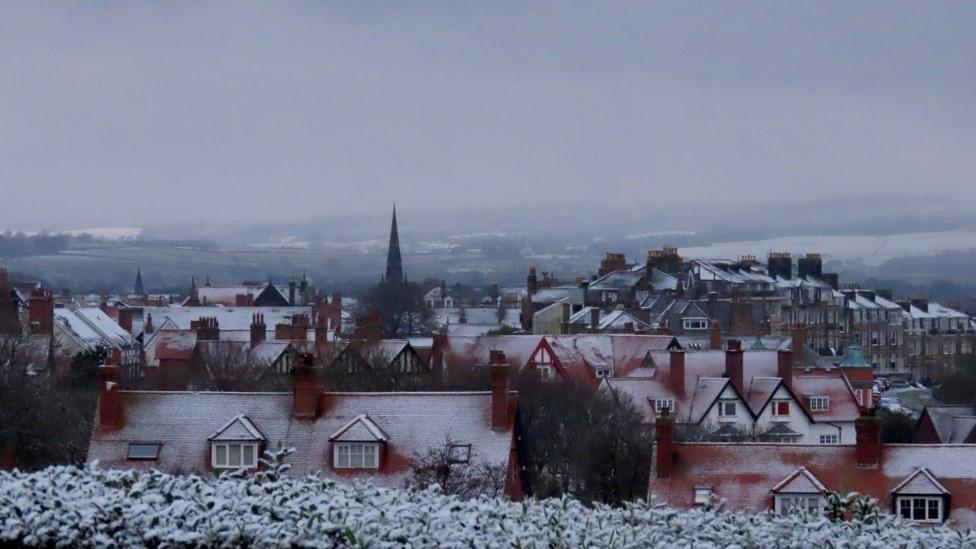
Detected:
left=648, top=443, right=976, bottom=527
left=140, top=306, right=311, bottom=337
left=88, top=391, right=516, bottom=489
left=921, top=406, right=976, bottom=443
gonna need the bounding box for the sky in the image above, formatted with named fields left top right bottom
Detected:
left=1, top=2, right=974, bottom=231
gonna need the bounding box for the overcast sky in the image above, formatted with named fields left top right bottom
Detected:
left=1, top=2, right=974, bottom=231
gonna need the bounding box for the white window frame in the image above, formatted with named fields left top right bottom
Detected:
left=819, top=433, right=839, bottom=444
left=448, top=444, right=471, bottom=464
left=693, top=486, right=713, bottom=506
left=594, top=368, right=614, bottom=378
left=211, top=442, right=259, bottom=469
left=775, top=494, right=825, bottom=515
left=718, top=400, right=737, bottom=418
left=654, top=398, right=675, bottom=414
left=537, top=364, right=555, bottom=381
left=682, top=318, right=709, bottom=330
left=896, top=496, right=943, bottom=523
left=771, top=400, right=790, bottom=417
left=808, top=396, right=829, bottom=411
left=333, top=442, right=380, bottom=470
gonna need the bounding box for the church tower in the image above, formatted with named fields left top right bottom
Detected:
left=384, top=205, right=404, bottom=284
left=134, top=267, right=145, bottom=296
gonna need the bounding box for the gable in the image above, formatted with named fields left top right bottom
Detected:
left=254, top=285, right=290, bottom=307
left=329, top=414, right=390, bottom=443
left=891, top=468, right=949, bottom=496
left=208, top=415, right=266, bottom=442
left=772, top=467, right=826, bottom=494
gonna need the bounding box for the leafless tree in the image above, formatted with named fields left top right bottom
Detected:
left=408, top=437, right=508, bottom=500
left=186, top=341, right=290, bottom=392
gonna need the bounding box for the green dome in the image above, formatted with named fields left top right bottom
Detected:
left=841, top=342, right=868, bottom=368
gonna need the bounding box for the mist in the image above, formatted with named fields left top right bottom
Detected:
left=2, top=2, right=975, bottom=232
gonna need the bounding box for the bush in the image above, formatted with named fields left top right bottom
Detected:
left=0, top=454, right=971, bottom=547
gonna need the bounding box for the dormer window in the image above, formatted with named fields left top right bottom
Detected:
left=718, top=400, right=737, bottom=418
left=693, top=486, right=713, bottom=506
left=213, top=442, right=259, bottom=469
left=329, top=414, right=389, bottom=471
left=891, top=468, right=949, bottom=524
left=334, top=443, right=379, bottom=469
left=654, top=398, right=675, bottom=414
left=207, top=414, right=266, bottom=470
left=808, top=396, right=829, bottom=411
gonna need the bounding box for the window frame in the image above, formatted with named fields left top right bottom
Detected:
left=654, top=398, right=675, bottom=414
left=771, top=400, right=790, bottom=417
left=808, top=396, right=829, bottom=412
left=717, top=400, right=737, bottom=418
left=211, top=441, right=260, bottom=470
left=127, top=441, right=161, bottom=460
left=333, top=442, right=381, bottom=470
left=448, top=444, right=472, bottom=464
left=896, top=496, right=944, bottom=524
left=693, top=486, right=713, bottom=507
left=819, top=433, right=839, bottom=444
left=775, top=494, right=825, bottom=516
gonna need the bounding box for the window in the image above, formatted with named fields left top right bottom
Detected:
left=127, top=442, right=160, bottom=460
left=211, top=442, right=259, bottom=469
left=775, top=494, right=824, bottom=515
left=819, top=434, right=839, bottom=444
left=897, top=497, right=943, bottom=523
left=693, top=487, right=713, bottom=506
left=448, top=444, right=471, bottom=464
left=808, top=396, right=829, bottom=411
left=772, top=401, right=790, bottom=417
left=683, top=318, right=708, bottom=330
left=718, top=400, right=737, bottom=418
left=854, top=389, right=865, bottom=406
left=334, top=442, right=380, bottom=469
left=654, top=398, right=675, bottom=414
left=537, top=365, right=555, bottom=381
left=594, top=368, right=613, bottom=378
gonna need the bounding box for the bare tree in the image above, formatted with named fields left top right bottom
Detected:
left=408, top=437, right=508, bottom=500
left=186, top=341, right=290, bottom=392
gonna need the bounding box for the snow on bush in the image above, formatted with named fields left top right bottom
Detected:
left=1, top=449, right=973, bottom=548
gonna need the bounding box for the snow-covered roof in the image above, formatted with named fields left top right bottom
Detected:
left=649, top=443, right=976, bottom=527
left=54, top=307, right=135, bottom=351
left=88, top=391, right=515, bottom=488
left=530, top=287, right=584, bottom=305
left=141, top=306, right=311, bottom=337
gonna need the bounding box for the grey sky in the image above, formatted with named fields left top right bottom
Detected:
left=1, top=2, right=974, bottom=231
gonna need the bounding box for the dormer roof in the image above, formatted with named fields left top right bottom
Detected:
left=771, top=467, right=827, bottom=494
left=891, top=468, right=949, bottom=496
left=329, top=414, right=390, bottom=443
left=208, top=414, right=266, bottom=442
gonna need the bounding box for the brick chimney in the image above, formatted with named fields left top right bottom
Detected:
left=709, top=320, right=721, bottom=350
left=144, top=313, right=154, bottom=334
left=235, top=293, right=254, bottom=306
left=250, top=313, right=266, bottom=345
left=855, top=409, right=882, bottom=468
left=314, top=314, right=327, bottom=346
left=117, top=308, right=134, bottom=334
left=194, top=316, right=219, bottom=341
left=791, top=324, right=806, bottom=367
left=590, top=307, right=600, bottom=333
left=725, top=339, right=744, bottom=395
left=777, top=348, right=792, bottom=389
left=669, top=350, right=685, bottom=398
left=28, top=289, right=54, bottom=335
left=292, top=353, right=321, bottom=419
left=97, top=361, right=123, bottom=429
left=655, top=411, right=674, bottom=479
left=430, top=333, right=448, bottom=371
left=490, top=352, right=510, bottom=431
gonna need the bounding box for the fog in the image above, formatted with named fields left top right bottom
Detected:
left=1, top=2, right=974, bottom=233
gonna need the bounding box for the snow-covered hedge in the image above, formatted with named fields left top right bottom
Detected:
left=1, top=452, right=973, bottom=547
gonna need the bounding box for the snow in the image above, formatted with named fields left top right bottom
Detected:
left=0, top=460, right=971, bottom=547
left=680, top=231, right=976, bottom=267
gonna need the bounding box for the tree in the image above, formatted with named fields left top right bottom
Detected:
left=514, top=373, right=653, bottom=505
left=358, top=281, right=434, bottom=337
left=932, top=353, right=976, bottom=405
left=879, top=409, right=916, bottom=443
left=185, top=342, right=290, bottom=392
left=408, top=437, right=508, bottom=499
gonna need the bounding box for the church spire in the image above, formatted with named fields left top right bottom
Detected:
left=384, top=204, right=404, bottom=284
left=134, top=267, right=145, bottom=295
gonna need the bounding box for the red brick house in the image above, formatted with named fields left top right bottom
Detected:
left=87, top=359, right=523, bottom=498
left=648, top=411, right=976, bottom=527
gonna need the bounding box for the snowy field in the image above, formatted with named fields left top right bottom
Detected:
left=1, top=460, right=972, bottom=548
left=680, top=231, right=976, bottom=267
